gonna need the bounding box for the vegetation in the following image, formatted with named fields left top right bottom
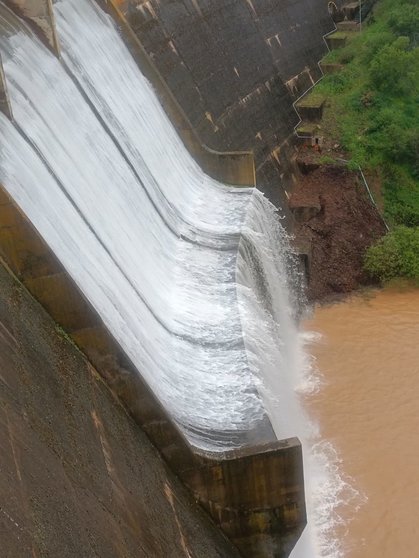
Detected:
left=364, top=227, right=419, bottom=282
left=315, top=0, right=419, bottom=281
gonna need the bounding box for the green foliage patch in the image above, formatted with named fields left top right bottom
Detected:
left=315, top=0, right=419, bottom=282
left=364, top=227, right=419, bottom=282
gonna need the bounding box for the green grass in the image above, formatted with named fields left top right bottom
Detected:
left=328, top=31, right=348, bottom=40
left=296, top=92, right=326, bottom=108
left=313, top=0, right=419, bottom=281
left=296, top=123, right=319, bottom=135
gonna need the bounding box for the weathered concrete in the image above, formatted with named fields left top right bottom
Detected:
left=342, top=1, right=359, bottom=20
left=0, top=1, right=311, bottom=553
left=325, top=30, right=348, bottom=50
left=0, top=54, right=12, bottom=119
left=0, top=256, right=241, bottom=558
left=337, top=19, right=359, bottom=31
left=289, top=202, right=322, bottom=224
left=4, top=0, right=60, bottom=54
left=0, top=180, right=306, bottom=556
left=115, top=0, right=338, bottom=207
left=295, top=95, right=326, bottom=122
left=319, top=61, right=344, bottom=75
left=94, top=0, right=256, bottom=187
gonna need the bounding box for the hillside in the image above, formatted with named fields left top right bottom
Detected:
left=309, top=0, right=419, bottom=283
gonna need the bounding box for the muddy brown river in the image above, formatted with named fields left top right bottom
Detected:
left=304, top=288, right=419, bottom=556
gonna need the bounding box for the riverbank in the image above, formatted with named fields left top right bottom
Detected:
left=290, top=159, right=386, bottom=302
left=291, top=0, right=418, bottom=291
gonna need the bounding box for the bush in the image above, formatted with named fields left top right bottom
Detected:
left=366, top=109, right=417, bottom=165
left=314, top=0, right=419, bottom=265
left=388, top=4, right=419, bottom=41
left=384, top=166, right=419, bottom=226
left=364, top=226, right=419, bottom=281
left=369, top=37, right=416, bottom=94
left=359, top=30, right=395, bottom=64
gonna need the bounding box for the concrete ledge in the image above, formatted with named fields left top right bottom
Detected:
left=24, top=272, right=100, bottom=332
left=95, top=0, right=255, bottom=187
left=295, top=94, right=326, bottom=122
left=343, top=1, right=359, bottom=20
left=289, top=203, right=321, bottom=224
left=337, top=20, right=359, bottom=31
left=296, top=122, right=320, bottom=138
left=325, top=31, right=348, bottom=50
left=319, top=61, right=344, bottom=75
left=0, top=180, right=306, bottom=556
left=4, top=0, right=60, bottom=55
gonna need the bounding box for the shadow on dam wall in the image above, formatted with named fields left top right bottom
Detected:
left=0, top=1, right=311, bottom=556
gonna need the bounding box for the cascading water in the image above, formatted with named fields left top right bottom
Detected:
left=0, top=0, right=303, bottom=451
left=0, top=0, right=360, bottom=555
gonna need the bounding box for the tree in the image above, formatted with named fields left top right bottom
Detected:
left=369, top=37, right=416, bottom=94
left=388, top=4, right=419, bottom=42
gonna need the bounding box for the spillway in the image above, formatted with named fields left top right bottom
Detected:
left=0, top=0, right=302, bottom=452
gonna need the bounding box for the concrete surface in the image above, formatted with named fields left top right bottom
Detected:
left=0, top=256, right=241, bottom=558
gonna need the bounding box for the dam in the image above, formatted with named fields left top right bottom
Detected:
left=0, top=0, right=343, bottom=556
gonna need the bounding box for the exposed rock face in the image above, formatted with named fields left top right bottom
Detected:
left=0, top=261, right=239, bottom=558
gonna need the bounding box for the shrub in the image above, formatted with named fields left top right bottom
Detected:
left=364, top=226, right=419, bottom=281
left=359, top=30, right=395, bottom=64
left=369, top=37, right=415, bottom=94
left=388, top=4, right=419, bottom=41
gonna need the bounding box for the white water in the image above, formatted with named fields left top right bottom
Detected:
left=0, top=0, right=303, bottom=452
left=290, top=331, right=366, bottom=558
left=0, top=0, right=357, bottom=555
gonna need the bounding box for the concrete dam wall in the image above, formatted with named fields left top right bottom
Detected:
left=0, top=0, right=308, bottom=556
left=0, top=257, right=240, bottom=558
left=119, top=0, right=337, bottom=205
left=0, top=0, right=340, bottom=556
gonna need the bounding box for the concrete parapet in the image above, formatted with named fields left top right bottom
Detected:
left=94, top=0, right=255, bottom=187
left=186, top=440, right=305, bottom=557
left=0, top=179, right=306, bottom=556
left=4, top=0, right=60, bottom=55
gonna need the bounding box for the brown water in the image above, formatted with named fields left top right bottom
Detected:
left=304, top=289, right=419, bottom=557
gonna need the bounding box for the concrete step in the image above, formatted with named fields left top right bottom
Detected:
left=343, top=1, right=360, bottom=20
left=320, top=61, right=344, bottom=75
left=337, top=20, right=360, bottom=32
left=296, top=122, right=320, bottom=138
left=325, top=30, right=348, bottom=50
left=295, top=93, right=326, bottom=122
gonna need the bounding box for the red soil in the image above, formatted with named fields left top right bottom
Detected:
left=290, top=162, right=386, bottom=303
